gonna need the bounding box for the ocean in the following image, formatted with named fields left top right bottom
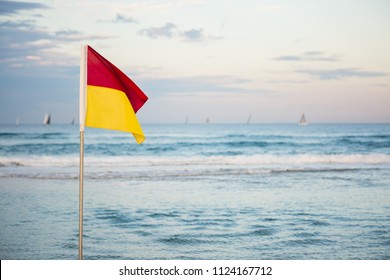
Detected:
left=0, top=123, right=389, bottom=260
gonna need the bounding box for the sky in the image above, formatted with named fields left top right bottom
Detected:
left=0, top=0, right=389, bottom=124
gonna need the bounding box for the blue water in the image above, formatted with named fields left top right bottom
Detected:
left=0, top=124, right=389, bottom=259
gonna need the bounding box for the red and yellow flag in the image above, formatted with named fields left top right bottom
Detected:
left=82, top=46, right=148, bottom=144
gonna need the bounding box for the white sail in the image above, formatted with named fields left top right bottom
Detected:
left=299, top=113, right=308, bottom=126
left=43, top=113, right=51, bottom=125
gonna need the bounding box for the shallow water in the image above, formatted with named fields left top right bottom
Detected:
left=0, top=124, right=389, bottom=259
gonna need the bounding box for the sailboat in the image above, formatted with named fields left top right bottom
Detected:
left=43, top=113, right=51, bottom=125
left=246, top=114, right=252, bottom=125
left=299, top=113, right=308, bottom=126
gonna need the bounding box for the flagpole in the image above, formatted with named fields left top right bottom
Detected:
left=79, top=45, right=87, bottom=260
left=78, top=131, right=84, bottom=260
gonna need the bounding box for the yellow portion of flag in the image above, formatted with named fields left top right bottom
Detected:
left=85, top=85, right=145, bottom=144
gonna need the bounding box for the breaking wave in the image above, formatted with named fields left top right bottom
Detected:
left=0, top=153, right=388, bottom=180
left=1, top=153, right=389, bottom=168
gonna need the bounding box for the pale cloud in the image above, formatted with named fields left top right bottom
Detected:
left=182, top=28, right=204, bottom=41
left=138, top=22, right=177, bottom=39
left=0, top=20, right=112, bottom=68
left=139, top=75, right=270, bottom=96
left=0, top=20, right=51, bottom=62
left=97, top=14, right=138, bottom=24
left=0, top=0, right=48, bottom=15
left=80, top=0, right=204, bottom=15
left=55, top=30, right=113, bottom=42
left=274, top=51, right=340, bottom=62
left=138, top=22, right=222, bottom=43
left=113, top=14, right=138, bottom=23
left=0, top=19, right=35, bottom=28
left=297, top=68, right=387, bottom=80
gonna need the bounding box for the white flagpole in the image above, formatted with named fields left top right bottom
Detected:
left=79, top=45, right=87, bottom=260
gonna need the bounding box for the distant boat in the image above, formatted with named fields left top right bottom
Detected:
left=16, top=118, right=20, bottom=125
left=246, top=114, right=252, bottom=125
left=71, top=117, right=75, bottom=125
left=299, top=113, right=308, bottom=126
left=185, top=116, right=189, bottom=125
left=205, top=117, right=210, bottom=124
left=43, top=113, right=51, bottom=125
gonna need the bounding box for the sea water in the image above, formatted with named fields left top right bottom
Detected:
left=0, top=124, right=389, bottom=259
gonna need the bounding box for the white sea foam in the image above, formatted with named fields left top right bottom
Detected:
left=1, top=153, right=389, bottom=180
left=1, top=153, right=389, bottom=168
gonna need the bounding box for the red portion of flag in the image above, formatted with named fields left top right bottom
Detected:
left=87, top=46, right=148, bottom=113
